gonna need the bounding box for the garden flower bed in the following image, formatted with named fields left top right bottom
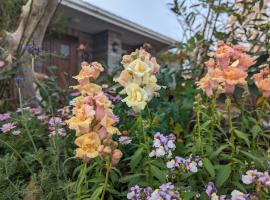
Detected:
left=1, top=44, right=270, bottom=199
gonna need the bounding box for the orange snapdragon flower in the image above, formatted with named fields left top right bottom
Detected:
left=75, top=132, right=101, bottom=159
left=197, top=41, right=256, bottom=97
left=253, top=68, right=270, bottom=98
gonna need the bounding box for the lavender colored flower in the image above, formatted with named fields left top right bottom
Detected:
left=24, top=43, right=42, bottom=56
left=127, top=185, right=142, bottom=199
left=29, top=107, right=42, bottom=115
left=1, top=123, right=16, bottom=133
left=70, top=91, right=80, bottom=97
left=241, top=169, right=270, bottom=188
left=167, top=155, right=202, bottom=173
left=149, top=183, right=180, bottom=200
left=57, top=106, right=72, bottom=119
left=119, top=136, right=132, bottom=145
left=49, top=128, right=67, bottom=137
left=0, top=113, right=10, bottom=121
left=231, top=190, right=249, bottom=200
left=14, top=76, right=24, bottom=86
left=258, top=171, right=270, bottom=186
left=48, top=117, right=65, bottom=126
left=205, top=182, right=226, bottom=200
left=37, top=115, right=49, bottom=124
left=149, top=133, right=176, bottom=158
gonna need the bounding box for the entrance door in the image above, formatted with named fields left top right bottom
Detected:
left=42, top=35, right=79, bottom=88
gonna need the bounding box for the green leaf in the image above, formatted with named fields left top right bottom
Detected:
left=90, top=186, right=103, bottom=200
left=240, top=151, right=264, bottom=167
left=203, top=158, right=215, bottom=178
left=234, top=129, right=250, bottom=147
left=119, top=173, right=144, bottom=183
left=251, top=125, right=261, bottom=139
left=209, top=145, right=228, bottom=159
left=150, top=165, right=166, bottom=182
left=130, top=147, right=144, bottom=170
left=181, top=191, right=197, bottom=199
left=216, top=164, right=231, bottom=187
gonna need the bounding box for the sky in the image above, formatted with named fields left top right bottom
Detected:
left=84, top=0, right=181, bottom=41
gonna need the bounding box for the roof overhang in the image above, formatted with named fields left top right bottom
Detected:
left=60, top=0, right=177, bottom=50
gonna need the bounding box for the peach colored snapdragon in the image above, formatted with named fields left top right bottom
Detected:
left=252, top=67, right=270, bottom=98
left=197, top=41, right=256, bottom=97
left=66, top=62, right=122, bottom=164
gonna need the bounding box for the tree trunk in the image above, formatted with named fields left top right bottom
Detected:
left=2, top=0, right=58, bottom=105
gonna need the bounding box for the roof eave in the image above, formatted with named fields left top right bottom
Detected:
left=61, top=0, right=178, bottom=47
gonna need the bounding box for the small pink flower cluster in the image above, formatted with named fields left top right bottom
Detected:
left=197, top=41, right=256, bottom=97
left=0, top=113, right=20, bottom=135
left=48, top=117, right=67, bottom=137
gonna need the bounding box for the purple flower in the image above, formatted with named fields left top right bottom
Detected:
left=149, top=133, right=176, bottom=158
left=1, top=123, right=16, bottom=133
left=70, top=91, right=80, bottom=97
left=29, top=107, right=42, bottom=115
left=166, top=155, right=202, bottom=173
left=149, top=183, right=180, bottom=200
left=0, top=113, right=10, bottom=121
left=119, top=136, right=132, bottom=145
left=205, top=182, right=226, bottom=200
left=127, top=185, right=142, bottom=199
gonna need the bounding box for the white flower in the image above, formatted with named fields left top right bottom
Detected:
left=153, top=139, right=161, bottom=148
left=166, top=160, right=175, bottom=169
left=188, top=161, right=198, bottom=173
left=127, top=191, right=135, bottom=199
left=231, top=190, right=246, bottom=200
left=149, top=151, right=156, bottom=157
left=149, top=189, right=161, bottom=200
left=155, top=146, right=165, bottom=157
left=167, top=140, right=176, bottom=149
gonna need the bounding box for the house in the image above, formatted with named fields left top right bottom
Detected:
left=41, top=0, right=177, bottom=87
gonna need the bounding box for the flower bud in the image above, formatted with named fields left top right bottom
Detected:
left=111, top=149, right=123, bottom=166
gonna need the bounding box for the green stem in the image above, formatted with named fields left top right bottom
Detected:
left=196, top=105, right=203, bottom=155
left=18, top=87, right=38, bottom=152
left=101, top=162, right=111, bottom=200
left=77, top=163, right=87, bottom=199
left=226, top=97, right=235, bottom=155
left=0, top=138, right=32, bottom=173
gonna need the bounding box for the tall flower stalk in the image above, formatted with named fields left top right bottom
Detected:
left=66, top=61, right=123, bottom=199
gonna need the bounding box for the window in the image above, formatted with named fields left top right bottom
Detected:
left=60, top=44, right=70, bottom=57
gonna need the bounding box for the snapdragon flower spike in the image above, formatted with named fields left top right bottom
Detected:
left=149, top=132, right=176, bottom=158
left=166, top=155, right=202, bottom=173
left=205, top=182, right=226, bottom=200
left=197, top=41, right=256, bottom=97
left=115, top=48, right=161, bottom=112
left=66, top=61, right=123, bottom=163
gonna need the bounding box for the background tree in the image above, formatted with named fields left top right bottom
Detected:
left=0, top=0, right=59, bottom=105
